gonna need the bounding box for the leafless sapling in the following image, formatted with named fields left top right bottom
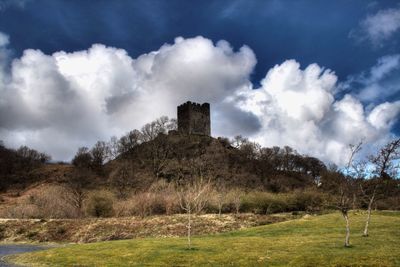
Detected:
left=334, top=141, right=363, bottom=247
left=361, top=138, right=400, bottom=237
left=176, top=175, right=211, bottom=249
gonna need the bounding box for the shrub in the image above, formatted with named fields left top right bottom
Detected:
left=147, top=193, right=167, bottom=215
left=31, top=185, right=80, bottom=218
left=56, top=226, right=66, bottom=235
left=206, top=189, right=234, bottom=215
left=148, top=180, right=180, bottom=215
left=113, top=187, right=181, bottom=218
left=287, top=190, right=327, bottom=212
left=1, top=185, right=81, bottom=219
left=203, top=200, right=219, bottom=214
left=241, top=192, right=289, bottom=214
left=0, top=225, right=5, bottom=239
left=27, top=231, right=39, bottom=239
left=226, top=189, right=244, bottom=214
left=132, top=193, right=156, bottom=217
left=85, top=190, right=115, bottom=217
left=5, top=203, right=41, bottom=219
left=132, top=192, right=171, bottom=217
left=376, top=197, right=400, bottom=210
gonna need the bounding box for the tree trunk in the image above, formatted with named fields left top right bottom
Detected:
left=342, top=211, right=350, bottom=247
left=187, top=207, right=191, bottom=249
left=363, top=195, right=375, bottom=237
left=234, top=197, right=240, bottom=216
left=352, top=193, right=357, bottom=210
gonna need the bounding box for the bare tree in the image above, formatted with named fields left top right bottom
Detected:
left=331, top=142, right=362, bottom=247
left=337, top=182, right=353, bottom=247
left=229, top=188, right=243, bottom=216
left=140, top=116, right=173, bottom=142
left=176, top=175, right=211, bottom=249
left=145, top=133, right=172, bottom=179
left=118, top=129, right=142, bottom=155
left=166, top=118, right=177, bottom=131
left=361, top=138, right=400, bottom=237
left=15, top=145, right=51, bottom=170
left=72, top=147, right=93, bottom=169
left=359, top=178, right=379, bottom=237
left=62, top=169, right=92, bottom=217
left=91, top=141, right=110, bottom=171
left=370, top=138, right=400, bottom=179
left=108, top=136, right=120, bottom=160
left=109, top=160, right=135, bottom=199
left=138, top=117, right=177, bottom=179
left=214, top=180, right=227, bottom=217
left=231, top=135, right=248, bottom=148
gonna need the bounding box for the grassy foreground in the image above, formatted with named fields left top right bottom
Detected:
left=8, top=211, right=400, bottom=266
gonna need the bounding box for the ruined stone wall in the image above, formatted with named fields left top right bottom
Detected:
left=177, top=101, right=210, bottom=135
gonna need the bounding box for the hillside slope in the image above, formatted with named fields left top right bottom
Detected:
left=108, top=133, right=320, bottom=191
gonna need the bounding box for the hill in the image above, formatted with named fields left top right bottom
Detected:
left=1, top=132, right=399, bottom=220
left=1, top=132, right=325, bottom=193
left=107, top=132, right=324, bottom=192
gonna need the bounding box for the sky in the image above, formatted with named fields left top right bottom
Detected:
left=0, top=0, right=399, bottom=165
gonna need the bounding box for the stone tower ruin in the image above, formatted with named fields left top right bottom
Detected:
left=177, top=101, right=211, bottom=136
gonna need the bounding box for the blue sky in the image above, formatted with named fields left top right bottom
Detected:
left=1, top=1, right=398, bottom=81
left=0, top=0, right=399, bottom=163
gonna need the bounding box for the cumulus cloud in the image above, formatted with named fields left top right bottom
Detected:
left=231, top=60, right=400, bottom=165
left=0, top=36, right=257, bottom=160
left=368, top=101, right=400, bottom=130
left=0, top=35, right=399, bottom=165
left=350, top=6, right=400, bottom=47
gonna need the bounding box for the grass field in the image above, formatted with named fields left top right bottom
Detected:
left=8, top=211, right=400, bottom=266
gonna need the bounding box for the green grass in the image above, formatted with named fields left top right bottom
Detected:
left=8, top=211, right=400, bottom=266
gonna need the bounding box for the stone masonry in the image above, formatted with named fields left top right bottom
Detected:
left=177, top=101, right=210, bottom=136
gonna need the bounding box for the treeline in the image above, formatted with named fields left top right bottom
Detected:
left=0, top=141, right=51, bottom=190
left=71, top=116, right=176, bottom=173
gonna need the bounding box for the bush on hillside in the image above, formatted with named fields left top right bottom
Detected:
left=85, top=190, right=115, bottom=217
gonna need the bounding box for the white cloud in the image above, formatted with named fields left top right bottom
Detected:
left=0, top=31, right=11, bottom=98
left=369, top=54, right=400, bottom=80
left=0, top=35, right=398, bottom=165
left=232, top=60, right=399, bottom=165
left=0, top=36, right=257, bottom=160
left=339, top=54, right=400, bottom=103
left=368, top=101, right=400, bottom=130
left=351, top=6, right=400, bottom=47
left=0, top=32, right=9, bottom=47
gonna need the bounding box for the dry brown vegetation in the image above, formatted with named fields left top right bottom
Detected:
left=0, top=213, right=295, bottom=243
left=0, top=182, right=330, bottom=220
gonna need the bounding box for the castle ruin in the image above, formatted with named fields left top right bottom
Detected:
left=177, top=101, right=210, bottom=136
